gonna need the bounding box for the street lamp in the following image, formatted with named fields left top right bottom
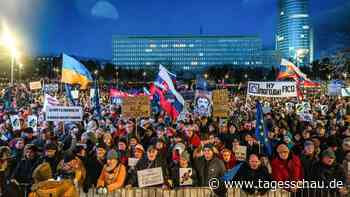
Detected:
left=225, top=74, right=229, bottom=79
left=204, top=73, right=208, bottom=79
left=244, top=73, right=248, bottom=80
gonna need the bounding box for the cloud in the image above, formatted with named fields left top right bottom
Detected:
left=91, top=1, right=119, bottom=20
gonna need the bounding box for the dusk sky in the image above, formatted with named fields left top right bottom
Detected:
left=0, top=0, right=349, bottom=60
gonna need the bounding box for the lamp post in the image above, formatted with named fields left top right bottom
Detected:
left=142, top=71, right=147, bottom=86
left=204, top=73, right=208, bottom=79
left=244, top=73, right=248, bottom=81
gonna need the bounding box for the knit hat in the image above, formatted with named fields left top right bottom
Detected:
left=107, top=149, right=119, bottom=160
left=304, top=140, right=314, bottom=147
left=135, top=144, right=145, bottom=153
left=180, top=151, right=190, bottom=161
left=32, top=162, right=52, bottom=183
left=321, top=149, right=336, bottom=159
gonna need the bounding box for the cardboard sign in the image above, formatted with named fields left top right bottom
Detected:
left=43, top=84, right=59, bottom=93
left=27, top=115, right=38, bottom=132
left=179, top=168, right=193, bottom=186
left=247, top=81, right=297, bottom=97
left=233, top=146, right=247, bottom=161
left=137, top=167, right=164, bottom=187
left=10, top=115, right=21, bottom=130
left=128, top=158, right=139, bottom=167
left=122, top=96, right=150, bottom=118
left=212, top=89, right=229, bottom=117
left=342, top=88, right=350, bottom=97
left=29, top=81, right=42, bottom=90
left=299, top=113, right=313, bottom=122
left=45, top=106, right=83, bottom=122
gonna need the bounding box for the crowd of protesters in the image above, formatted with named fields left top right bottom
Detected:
left=0, top=83, right=349, bottom=197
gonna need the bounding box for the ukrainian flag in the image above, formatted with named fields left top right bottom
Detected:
left=61, top=54, right=93, bottom=89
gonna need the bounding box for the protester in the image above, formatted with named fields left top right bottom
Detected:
left=56, top=151, right=86, bottom=187
left=170, top=151, right=198, bottom=188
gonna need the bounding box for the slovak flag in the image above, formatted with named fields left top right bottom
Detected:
left=150, top=65, right=185, bottom=120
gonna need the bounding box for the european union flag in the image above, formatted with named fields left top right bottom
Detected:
left=255, top=101, right=272, bottom=156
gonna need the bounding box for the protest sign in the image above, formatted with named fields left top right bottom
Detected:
left=137, top=167, right=164, bottom=187
left=10, top=115, right=21, bottom=130
left=29, top=81, right=42, bottom=90
left=247, top=81, right=297, bottom=97
left=45, top=106, right=83, bottom=122
left=296, top=102, right=310, bottom=114
left=90, top=89, right=95, bottom=98
left=286, top=102, right=294, bottom=112
left=341, top=88, right=350, bottom=97
left=122, top=96, right=150, bottom=118
left=327, top=81, right=343, bottom=96
left=43, top=84, right=59, bottom=93
left=319, top=105, right=328, bottom=116
left=299, top=113, right=313, bottom=122
left=128, top=158, right=139, bottom=167
left=212, top=89, right=229, bottom=117
left=27, top=115, right=38, bottom=132
left=179, top=168, right=193, bottom=186
left=233, top=145, right=247, bottom=161
left=194, top=90, right=212, bottom=117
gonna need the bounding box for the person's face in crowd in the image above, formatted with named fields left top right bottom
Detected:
left=249, top=154, right=261, bottom=170
left=103, top=134, right=112, bottom=146
left=118, top=123, right=124, bottom=130
left=311, top=138, right=320, bottom=148
left=156, top=141, right=164, bottom=150
left=15, top=140, right=24, bottom=150
left=179, top=158, right=189, bottom=168
left=45, top=149, right=56, bottom=158
left=208, top=135, right=215, bottom=144
left=118, top=142, right=127, bottom=151
left=222, top=151, right=231, bottom=162
left=147, top=149, right=158, bottom=161
left=220, top=125, right=228, bottom=133
left=304, top=145, right=315, bottom=156
left=204, top=148, right=214, bottom=161
left=232, top=140, right=240, bottom=149
left=277, top=145, right=289, bottom=160
left=209, top=125, right=215, bottom=133
left=318, top=128, right=325, bottom=137
left=63, top=159, right=78, bottom=172
left=245, top=135, right=254, bottom=146
left=107, top=158, right=118, bottom=169
left=134, top=149, right=143, bottom=159
left=302, top=131, right=310, bottom=140
left=229, top=125, right=236, bottom=134
left=322, top=156, right=335, bottom=166
left=294, top=133, right=301, bottom=142
left=25, top=149, right=35, bottom=160
left=96, top=148, right=106, bottom=160
left=78, top=149, right=86, bottom=157
left=157, top=128, right=165, bottom=137
left=185, top=127, right=194, bottom=138
left=129, top=138, right=138, bottom=147
left=126, top=123, right=133, bottom=133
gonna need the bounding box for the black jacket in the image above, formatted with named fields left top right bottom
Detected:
left=193, top=156, right=226, bottom=187
left=11, top=156, right=42, bottom=184
left=234, top=162, right=273, bottom=195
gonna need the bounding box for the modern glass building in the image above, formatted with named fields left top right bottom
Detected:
left=261, top=50, right=282, bottom=68
left=276, top=0, right=313, bottom=66
left=112, top=35, right=263, bottom=71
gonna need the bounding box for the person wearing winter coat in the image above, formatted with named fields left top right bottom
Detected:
left=193, top=144, right=226, bottom=196
left=96, top=150, right=126, bottom=193
left=56, top=151, right=86, bottom=188
left=170, top=151, right=198, bottom=188
left=127, top=145, right=171, bottom=188
left=271, top=143, right=303, bottom=192
left=310, top=149, right=348, bottom=197
left=29, top=162, right=78, bottom=197
left=234, top=154, right=273, bottom=195
left=83, top=143, right=106, bottom=192
left=220, top=148, right=237, bottom=170
left=300, top=140, right=318, bottom=180
left=42, top=143, right=61, bottom=178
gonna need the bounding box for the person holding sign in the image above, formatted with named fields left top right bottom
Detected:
left=96, top=150, right=126, bottom=193
left=170, top=151, right=198, bottom=188
left=127, top=145, right=170, bottom=188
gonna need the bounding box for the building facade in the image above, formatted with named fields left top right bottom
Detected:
left=261, top=50, right=282, bottom=68
left=112, top=35, right=264, bottom=71
left=276, top=0, right=313, bottom=66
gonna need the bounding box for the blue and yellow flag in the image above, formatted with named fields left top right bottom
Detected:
left=61, top=54, right=93, bottom=89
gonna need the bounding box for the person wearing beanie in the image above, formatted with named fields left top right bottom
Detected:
left=134, top=144, right=145, bottom=160
left=193, top=142, right=226, bottom=195
left=310, top=149, right=348, bottom=196
left=42, top=143, right=61, bottom=178
left=96, top=150, right=126, bottom=193
left=11, top=144, right=41, bottom=193
left=29, top=163, right=79, bottom=197
left=83, top=143, right=107, bottom=192
left=126, top=144, right=171, bottom=189
left=170, top=151, right=198, bottom=188
left=300, top=140, right=318, bottom=180
left=271, top=142, right=303, bottom=192
left=57, top=151, right=86, bottom=188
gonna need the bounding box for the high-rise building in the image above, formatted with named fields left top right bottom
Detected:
left=276, top=0, right=313, bottom=66
left=112, top=35, right=263, bottom=71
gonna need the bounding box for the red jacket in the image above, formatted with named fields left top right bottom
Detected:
left=271, top=154, right=303, bottom=182
left=188, top=134, right=201, bottom=148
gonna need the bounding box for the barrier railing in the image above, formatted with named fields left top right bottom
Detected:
left=79, top=188, right=291, bottom=197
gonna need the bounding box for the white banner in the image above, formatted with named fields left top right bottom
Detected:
left=137, top=167, right=164, bottom=188
left=128, top=158, right=139, bottom=167
left=247, top=81, right=297, bottom=97
left=45, top=106, right=83, bottom=122
left=29, top=81, right=42, bottom=90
